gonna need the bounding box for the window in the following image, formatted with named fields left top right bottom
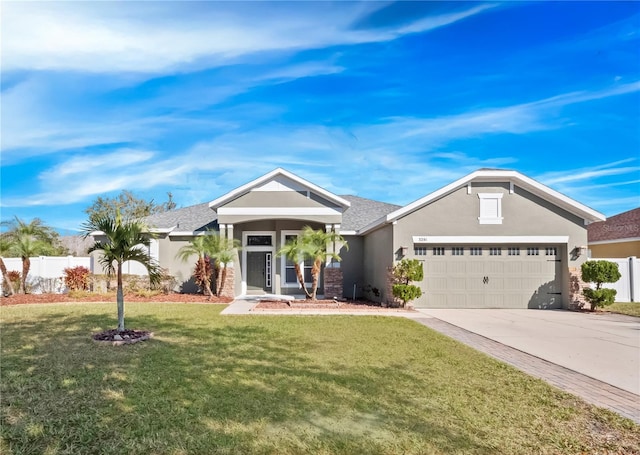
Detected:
left=282, top=233, right=312, bottom=285
left=489, top=247, right=502, bottom=256
left=414, top=246, right=427, bottom=256
left=546, top=247, right=557, bottom=256
left=508, top=247, right=520, bottom=256
left=433, top=247, right=445, bottom=256
left=470, top=247, right=483, bottom=256
left=527, top=247, right=539, bottom=256
left=452, top=247, right=464, bottom=256
left=478, top=193, right=504, bottom=224
left=247, top=235, right=272, bottom=246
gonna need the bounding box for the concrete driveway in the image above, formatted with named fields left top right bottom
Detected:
left=416, top=309, right=640, bottom=395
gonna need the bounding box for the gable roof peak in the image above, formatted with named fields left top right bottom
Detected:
left=208, top=168, right=351, bottom=210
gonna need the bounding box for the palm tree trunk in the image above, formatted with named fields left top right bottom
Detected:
left=117, top=262, right=125, bottom=332
left=295, top=263, right=312, bottom=299
left=0, top=258, right=15, bottom=296
left=218, top=264, right=227, bottom=297
left=310, top=259, right=322, bottom=300
left=21, top=256, right=30, bottom=294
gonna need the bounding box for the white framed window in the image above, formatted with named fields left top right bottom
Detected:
left=281, top=231, right=312, bottom=288
left=527, top=247, right=540, bottom=256
left=545, top=247, right=557, bottom=256
left=478, top=193, right=504, bottom=224
left=489, top=247, right=502, bottom=256
left=452, top=247, right=464, bottom=256
left=432, top=247, right=445, bottom=256
left=414, top=246, right=427, bottom=256
left=470, top=247, right=483, bottom=256
left=508, top=247, right=520, bottom=256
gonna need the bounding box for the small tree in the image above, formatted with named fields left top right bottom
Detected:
left=391, top=259, right=424, bottom=308
left=176, top=236, right=214, bottom=297
left=581, top=260, right=621, bottom=311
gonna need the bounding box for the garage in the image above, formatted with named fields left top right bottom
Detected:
left=415, top=243, right=564, bottom=309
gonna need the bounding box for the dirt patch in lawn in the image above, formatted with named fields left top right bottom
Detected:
left=0, top=292, right=232, bottom=306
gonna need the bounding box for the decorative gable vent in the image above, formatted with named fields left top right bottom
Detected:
left=478, top=193, right=504, bottom=224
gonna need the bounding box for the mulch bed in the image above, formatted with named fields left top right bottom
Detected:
left=0, top=293, right=232, bottom=306
left=92, top=328, right=154, bottom=345
left=254, top=299, right=413, bottom=311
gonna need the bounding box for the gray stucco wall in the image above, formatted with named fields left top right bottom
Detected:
left=339, top=235, right=363, bottom=299
left=224, top=191, right=339, bottom=209
left=392, top=183, right=589, bottom=308
left=362, top=224, right=394, bottom=303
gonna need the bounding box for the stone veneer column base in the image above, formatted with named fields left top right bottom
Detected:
left=568, top=267, right=589, bottom=310
left=220, top=266, right=235, bottom=299
left=324, top=268, right=343, bottom=299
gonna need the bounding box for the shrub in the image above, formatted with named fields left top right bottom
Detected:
left=581, top=260, right=622, bottom=311
left=391, top=259, right=424, bottom=307
left=583, top=288, right=617, bottom=310
left=63, top=266, right=91, bottom=291
left=7, top=271, right=21, bottom=293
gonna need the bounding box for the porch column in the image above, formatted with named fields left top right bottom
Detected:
left=219, top=224, right=227, bottom=241
left=324, top=224, right=343, bottom=299
left=222, top=224, right=236, bottom=298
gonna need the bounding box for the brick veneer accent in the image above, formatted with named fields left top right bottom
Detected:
left=324, top=268, right=343, bottom=299
left=568, top=267, right=589, bottom=310
left=219, top=266, right=235, bottom=299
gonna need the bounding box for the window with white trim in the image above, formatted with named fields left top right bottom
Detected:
left=470, top=247, right=483, bottom=256
left=452, top=247, right=464, bottom=256
left=281, top=232, right=312, bottom=286
left=433, top=247, right=445, bottom=256
left=545, top=247, right=557, bottom=256
left=489, top=247, right=502, bottom=256
left=508, top=247, right=520, bottom=256
left=478, top=193, right=504, bottom=224
left=527, top=247, right=539, bottom=256
left=414, top=246, right=427, bottom=256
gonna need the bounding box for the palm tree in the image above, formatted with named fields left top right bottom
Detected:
left=298, top=226, right=348, bottom=300
left=1, top=217, right=57, bottom=293
left=82, top=210, right=162, bottom=332
left=206, top=234, right=241, bottom=297
left=277, top=237, right=312, bottom=299
left=0, top=236, right=15, bottom=296
left=176, top=236, right=214, bottom=298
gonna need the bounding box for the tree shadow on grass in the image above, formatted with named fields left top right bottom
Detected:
left=1, top=308, right=501, bottom=454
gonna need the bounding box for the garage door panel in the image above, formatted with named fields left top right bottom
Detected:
left=417, top=245, right=563, bottom=309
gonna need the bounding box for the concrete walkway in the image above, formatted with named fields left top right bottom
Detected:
left=222, top=300, right=640, bottom=423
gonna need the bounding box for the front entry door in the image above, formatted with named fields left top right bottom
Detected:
left=246, top=251, right=272, bottom=293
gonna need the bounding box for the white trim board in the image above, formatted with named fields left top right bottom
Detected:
left=589, top=237, right=640, bottom=245
left=412, top=235, right=570, bottom=244
left=218, top=207, right=342, bottom=216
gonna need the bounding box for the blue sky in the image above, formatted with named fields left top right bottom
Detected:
left=1, top=1, right=639, bottom=234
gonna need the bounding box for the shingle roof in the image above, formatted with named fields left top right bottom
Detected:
left=588, top=207, right=640, bottom=242
left=143, top=196, right=398, bottom=234
left=339, top=195, right=401, bottom=232
left=144, top=202, right=218, bottom=232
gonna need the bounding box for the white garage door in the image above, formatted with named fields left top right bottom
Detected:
left=416, top=245, right=563, bottom=309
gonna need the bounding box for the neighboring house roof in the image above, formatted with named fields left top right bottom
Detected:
left=144, top=202, right=218, bottom=234
left=359, top=169, right=606, bottom=235
left=588, top=207, right=640, bottom=243
left=208, top=168, right=351, bottom=210
left=340, top=195, right=401, bottom=232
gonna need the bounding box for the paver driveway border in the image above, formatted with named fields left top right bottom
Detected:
left=410, top=310, right=640, bottom=424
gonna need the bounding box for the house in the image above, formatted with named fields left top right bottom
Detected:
left=105, top=168, right=606, bottom=309
left=587, top=207, right=640, bottom=258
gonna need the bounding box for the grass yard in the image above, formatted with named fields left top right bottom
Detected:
left=607, top=302, right=640, bottom=317
left=1, top=303, right=639, bottom=455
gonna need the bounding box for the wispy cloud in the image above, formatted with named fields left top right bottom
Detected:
left=2, top=2, right=497, bottom=74
left=536, top=158, right=640, bottom=185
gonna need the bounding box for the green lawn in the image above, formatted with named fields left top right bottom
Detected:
left=607, top=302, right=640, bottom=317
left=1, top=303, right=638, bottom=455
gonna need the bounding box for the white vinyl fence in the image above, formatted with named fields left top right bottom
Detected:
left=2, top=256, right=91, bottom=294
left=595, top=257, right=640, bottom=302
